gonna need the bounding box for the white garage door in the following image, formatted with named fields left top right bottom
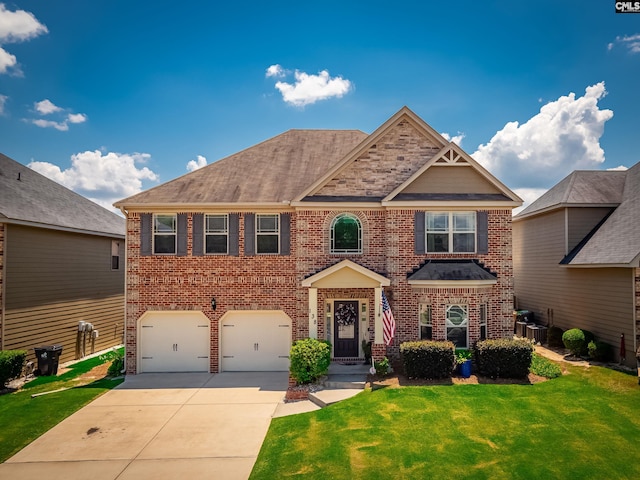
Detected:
left=139, top=311, right=210, bottom=373
left=220, top=311, right=291, bottom=371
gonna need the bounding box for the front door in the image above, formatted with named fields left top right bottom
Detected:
left=333, top=301, right=359, bottom=357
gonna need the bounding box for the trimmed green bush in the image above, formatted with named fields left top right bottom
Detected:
left=400, top=341, right=455, bottom=379
left=475, top=339, right=533, bottom=379
left=547, top=326, right=564, bottom=348
left=587, top=340, right=611, bottom=362
left=374, top=357, right=390, bottom=376
left=530, top=353, right=562, bottom=379
left=289, top=338, right=331, bottom=384
left=562, top=328, right=586, bottom=356
left=0, top=350, right=27, bottom=386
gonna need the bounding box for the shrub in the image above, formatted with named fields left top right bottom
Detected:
left=547, top=326, right=565, bottom=348
left=289, top=338, right=331, bottom=384
left=455, top=349, right=472, bottom=365
left=374, top=357, right=390, bottom=376
left=0, top=350, right=27, bottom=386
left=562, top=328, right=586, bottom=356
left=530, top=353, right=562, bottom=379
left=587, top=340, right=611, bottom=362
left=475, top=339, right=533, bottom=379
left=400, top=341, right=455, bottom=379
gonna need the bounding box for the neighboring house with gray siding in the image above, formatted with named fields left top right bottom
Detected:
left=513, top=161, right=640, bottom=366
left=0, top=153, right=126, bottom=366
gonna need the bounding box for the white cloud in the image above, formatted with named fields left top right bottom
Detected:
left=29, top=150, right=159, bottom=212
left=607, top=165, right=628, bottom=171
left=512, top=187, right=549, bottom=215
left=186, top=154, right=207, bottom=172
left=0, top=3, right=48, bottom=42
left=67, top=112, right=87, bottom=123
left=0, top=4, right=47, bottom=75
left=0, top=45, right=15, bottom=73
left=266, top=64, right=284, bottom=78
left=441, top=132, right=465, bottom=146
left=270, top=67, right=353, bottom=107
left=32, top=118, right=69, bottom=131
left=35, top=99, right=62, bottom=115
left=0, top=93, right=6, bottom=114
left=472, top=82, right=613, bottom=190
left=28, top=99, right=87, bottom=130
left=610, top=34, right=640, bottom=54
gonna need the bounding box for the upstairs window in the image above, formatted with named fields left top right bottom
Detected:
left=426, top=212, right=475, bottom=253
left=256, top=214, right=279, bottom=254
left=331, top=213, right=362, bottom=254
left=205, top=214, right=228, bottom=254
left=111, top=240, right=120, bottom=270
left=153, top=214, right=177, bottom=254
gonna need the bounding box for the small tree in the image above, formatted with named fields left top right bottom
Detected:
left=289, top=338, right=331, bottom=384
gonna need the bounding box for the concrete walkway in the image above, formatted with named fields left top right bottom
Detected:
left=0, top=372, right=288, bottom=480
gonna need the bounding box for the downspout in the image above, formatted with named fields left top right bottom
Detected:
left=0, top=224, right=6, bottom=350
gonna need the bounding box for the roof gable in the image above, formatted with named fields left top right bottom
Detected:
left=0, top=153, right=124, bottom=237
left=294, top=107, right=448, bottom=202
left=383, top=142, right=521, bottom=204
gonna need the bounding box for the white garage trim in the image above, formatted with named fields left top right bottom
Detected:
left=138, top=310, right=210, bottom=373
left=219, top=310, right=291, bottom=372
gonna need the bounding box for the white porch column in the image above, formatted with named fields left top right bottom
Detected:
left=308, top=288, right=318, bottom=339
left=374, top=286, right=382, bottom=344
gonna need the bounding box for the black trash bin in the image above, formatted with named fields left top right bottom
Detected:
left=34, top=345, right=63, bottom=376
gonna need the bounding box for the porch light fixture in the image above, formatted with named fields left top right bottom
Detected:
left=211, top=297, right=217, bottom=311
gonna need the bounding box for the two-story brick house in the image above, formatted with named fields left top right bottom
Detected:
left=115, top=107, right=522, bottom=374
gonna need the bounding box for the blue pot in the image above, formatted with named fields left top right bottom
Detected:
left=459, top=359, right=472, bottom=378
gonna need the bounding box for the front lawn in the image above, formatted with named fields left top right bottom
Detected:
left=0, top=351, right=124, bottom=462
left=251, top=364, right=640, bottom=479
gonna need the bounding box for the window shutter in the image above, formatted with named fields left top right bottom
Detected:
left=244, top=213, right=255, bottom=256
left=414, top=211, right=425, bottom=254
left=140, top=213, right=152, bottom=256
left=280, top=213, right=290, bottom=256
left=229, top=213, right=239, bottom=256
left=192, top=213, right=204, bottom=256
left=477, top=211, right=488, bottom=254
left=177, top=213, right=188, bottom=256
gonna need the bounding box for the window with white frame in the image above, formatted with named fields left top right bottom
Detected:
left=331, top=213, right=362, bottom=254
left=153, top=214, right=177, bottom=254
left=419, top=304, right=432, bottom=340
left=446, top=304, right=468, bottom=348
left=480, top=304, right=488, bottom=340
left=205, top=214, right=228, bottom=254
left=426, top=212, right=476, bottom=253
left=256, top=214, right=279, bottom=254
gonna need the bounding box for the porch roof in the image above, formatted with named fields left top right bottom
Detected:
left=301, top=260, right=390, bottom=288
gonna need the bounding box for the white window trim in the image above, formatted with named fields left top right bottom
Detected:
left=330, top=213, right=363, bottom=254
left=446, top=304, right=469, bottom=348
left=153, top=213, right=177, bottom=255
left=425, top=211, right=476, bottom=253
left=419, top=303, right=432, bottom=340
left=256, top=213, right=280, bottom=254
left=205, top=213, right=229, bottom=255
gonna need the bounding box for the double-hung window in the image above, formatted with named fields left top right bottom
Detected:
left=205, top=214, right=228, bottom=254
left=153, top=214, right=177, bottom=254
left=480, top=304, right=488, bottom=340
left=426, top=212, right=475, bottom=253
left=256, top=214, right=279, bottom=254
left=419, top=304, right=432, bottom=340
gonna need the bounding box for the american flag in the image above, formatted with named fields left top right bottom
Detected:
left=381, top=290, right=395, bottom=346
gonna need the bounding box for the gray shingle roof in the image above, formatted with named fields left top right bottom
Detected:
left=567, top=162, right=640, bottom=265
left=115, top=129, right=368, bottom=206
left=407, top=260, right=497, bottom=281
left=0, top=153, right=125, bottom=237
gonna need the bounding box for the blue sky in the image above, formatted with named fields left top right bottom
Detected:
left=1, top=1, right=639, bottom=212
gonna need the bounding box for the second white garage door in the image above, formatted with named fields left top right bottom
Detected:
left=220, top=311, right=291, bottom=371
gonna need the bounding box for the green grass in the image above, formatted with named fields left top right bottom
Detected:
left=0, top=351, right=124, bottom=462
left=251, top=364, right=640, bottom=480
left=530, top=353, right=563, bottom=378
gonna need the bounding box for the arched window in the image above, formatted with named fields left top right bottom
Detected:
left=331, top=213, right=362, bottom=254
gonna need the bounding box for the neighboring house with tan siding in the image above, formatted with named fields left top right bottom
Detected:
left=115, top=107, right=522, bottom=375
left=513, top=162, right=640, bottom=366
left=0, top=153, right=125, bottom=366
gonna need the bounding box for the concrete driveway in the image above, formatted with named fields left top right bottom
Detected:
left=0, top=372, right=288, bottom=480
